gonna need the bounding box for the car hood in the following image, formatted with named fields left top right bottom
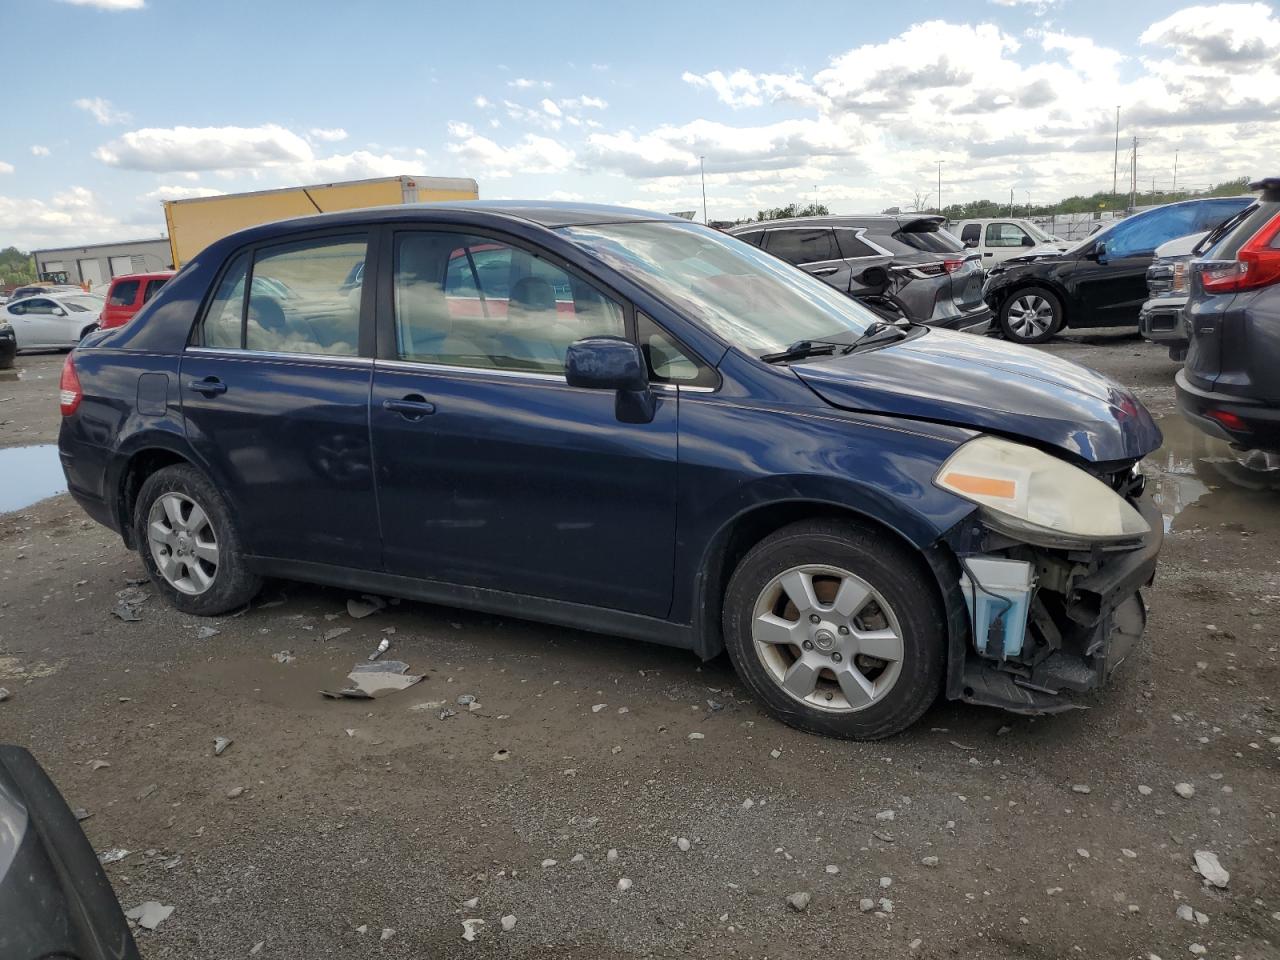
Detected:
left=793, top=328, right=1162, bottom=463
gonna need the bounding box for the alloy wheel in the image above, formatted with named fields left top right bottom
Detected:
left=1007, top=294, right=1054, bottom=339
left=750, top=564, right=904, bottom=713
left=147, top=492, right=219, bottom=595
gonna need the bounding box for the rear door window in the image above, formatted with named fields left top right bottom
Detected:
left=1106, top=205, right=1200, bottom=258
left=245, top=236, right=366, bottom=355
left=108, top=280, right=140, bottom=307
left=735, top=230, right=765, bottom=247
left=835, top=229, right=880, bottom=259
left=142, top=277, right=168, bottom=303
left=766, top=228, right=841, bottom=265
left=895, top=223, right=965, bottom=253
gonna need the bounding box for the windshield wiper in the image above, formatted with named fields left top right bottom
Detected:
left=846, top=320, right=909, bottom=352
left=760, top=339, right=843, bottom=364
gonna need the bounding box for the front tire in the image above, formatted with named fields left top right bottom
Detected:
left=722, top=519, right=945, bottom=740
left=133, top=465, right=261, bottom=615
left=998, top=286, right=1063, bottom=344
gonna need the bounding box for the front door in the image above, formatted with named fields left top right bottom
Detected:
left=179, top=233, right=382, bottom=569
left=369, top=229, right=678, bottom=618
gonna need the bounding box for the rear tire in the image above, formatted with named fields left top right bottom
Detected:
left=133, top=465, right=261, bottom=615
left=998, top=286, right=1063, bottom=344
left=722, top=519, right=946, bottom=740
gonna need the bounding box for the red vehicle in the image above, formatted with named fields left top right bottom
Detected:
left=99, top=271, right=174, bottom=330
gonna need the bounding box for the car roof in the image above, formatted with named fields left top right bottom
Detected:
left=110, top=271, right=176, bottom=283
left=728, top=214, right=942, bottom=232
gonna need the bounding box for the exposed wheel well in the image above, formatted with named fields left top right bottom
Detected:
left=117, top=448, right=192, bottom=545
left=696, top=501, right=932, bottom=659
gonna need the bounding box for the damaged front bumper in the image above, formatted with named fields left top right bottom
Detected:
left=941, top=492, right=1163, bottom=715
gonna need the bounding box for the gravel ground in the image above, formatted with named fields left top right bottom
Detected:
left=1, top=334, right=1278, bottom=959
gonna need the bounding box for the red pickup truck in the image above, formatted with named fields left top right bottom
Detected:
left=100, top=271, right=174, bottom=330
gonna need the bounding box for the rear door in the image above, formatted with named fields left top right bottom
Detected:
left=763, top=227, right=852, bottom=292
left=369, top=227, right=678, bottom=617
left=103, top=279, right=140, bottom=328
left=180, top=232, right=382, bottom=569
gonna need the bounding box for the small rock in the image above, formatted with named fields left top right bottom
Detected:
left=213, top=736, right=232, bottom=756
left=462, top=897, right=479, bottom=909
left=879, top=876, right=892, bottom=888
left=876, top=810, right=895, bottom=822
left=1176, top=904, right=1195, bottom=922
left=1122, top=848, right=1137, bottom=859
left=461, top=919, right=485, bottom=942
left=878, top=898, right=894, bottom=913
left=72, top=808, right=92, bottom=822
left=250, top=941, right=265, bottom=955
left=195, top=626, right=220, bottom=640
left=676, top=837, right=691, bottom=852
left=355, top=924, right=368, bottom=934
left=541, top=858, right=557, bottom=868
left=125, top=900, right=174, bottom=931
left=1189, top=945, right=1206, bottom=956
left=770, top=749, right=781, bottom=759
left=1193, top=849, right=1229, bottom=888
left=688, top=732, right=705, bottom=740
left=1174, top=782, right=1195, bottom=799
left=89, top=760, right=110, bottom=771
left=741, top=798, right=754, bottom=810
left=607, top=848, right=618, bottom=862
left=0, top=687, right=10, bottom=702
left=825, top=864, right=839, bottom=874
left=380, top=928, right=395, bottom=941
left=592, top=703, right=607, bottom=713
left=226, top=786, right=245, bottom=799
left=859, top=898, right=876, bottom=913
left=571, top=853, right=585, bottom=863
left=921, top=856, right=939, bottom=868
left=910, top=938, right=923, bottom=951
left=786, top=892, right=811, bottom=912
left=1071, top=784, right=1091, bottom=794
left=1138, top=784, right=1153, bottom=796
left=321, top=627, right=350, bottom=641
left=617, top=877, right=632, bottom=892
left=492, top=749, right=510, bottom=762
left=500, top=915, right=516, bottom=932
left=1076, top=848, right=1090, bottom=859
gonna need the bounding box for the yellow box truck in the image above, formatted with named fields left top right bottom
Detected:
left=163, top=175, right=478, bottom=267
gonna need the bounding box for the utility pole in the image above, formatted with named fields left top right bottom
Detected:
left=1112, top=106, right=1121, bottom=199
left=1025, top=191, right=1031, bottom=217
left=1009, top=187, right=1014, bottom=217
left=699, top=156, right=707, bottom=225
left=935, top=161, right=944, bottom=214
left=1129, top=136, right=1138, bottom=210
left=1173, top=150, right=1179, bottom=195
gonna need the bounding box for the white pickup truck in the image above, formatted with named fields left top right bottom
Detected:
left=951, top=218, right=1072, bottom=266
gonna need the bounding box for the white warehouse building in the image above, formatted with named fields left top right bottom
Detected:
left=31, top=237, right=172, bottom=289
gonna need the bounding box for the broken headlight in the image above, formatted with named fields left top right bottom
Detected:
left=934, top=435, right=1150, bottom=548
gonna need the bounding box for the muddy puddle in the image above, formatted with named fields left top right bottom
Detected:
left=0, top=444, right=66, bottom=513
left=1146, top=415, right=1280, bottom=535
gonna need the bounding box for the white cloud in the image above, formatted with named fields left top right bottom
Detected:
left=0, top=186, right=155, bottom=250
left=139, top=184, right=226, bottom=202
left=57, top=0, right=145, bottom=8
left=1140, top=3, right=1280, bottom=64
left=445, top=125, right=574, bottom=178
left=94, top=124, right=313, bottom=172
left=558, top=95, right=607, bottom=110
left=30, top=145, right=50, bottom=157
left=308, top=127, right=348, bottom=142
left=474, top=95, right=491, bottom=108
left=0, top=161, right=13, bottom=174
left=74, top=96, right=131, bottom=125
left=508, top=77, right=551, bottom=89
left=541, top=98, right=562, bottom=118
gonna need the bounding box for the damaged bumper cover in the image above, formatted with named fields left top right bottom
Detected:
left=947, top=493, right=1163, bottom=715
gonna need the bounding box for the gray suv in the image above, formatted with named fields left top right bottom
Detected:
left=729, top=215, right=991, bottom=333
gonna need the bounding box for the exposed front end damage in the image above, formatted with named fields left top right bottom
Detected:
left=937, top=476, right=1162, bottom=715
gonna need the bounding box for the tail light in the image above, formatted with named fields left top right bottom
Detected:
left=1200, top=211, right=1280, bottom=293
left=59, top=353, right=82, bottom=415
left=942, top=258, right=966, bottom=274
left=1205, top=408, right=1248, bottom=433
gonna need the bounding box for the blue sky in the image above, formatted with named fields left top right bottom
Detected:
left=6, top=0, right=1279, bottom=248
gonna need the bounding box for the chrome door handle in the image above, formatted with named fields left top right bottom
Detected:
left=382, top=396, right=436, bottom=419
left=187, top=377, right=227, bottom=396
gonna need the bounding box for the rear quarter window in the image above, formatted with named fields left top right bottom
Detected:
left=894, top=225, right=965, bottom=254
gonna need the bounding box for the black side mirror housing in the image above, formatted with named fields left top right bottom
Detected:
left=1020, top=235, right=1035, bottom=247
left=565, top=336, right=655, bottom=423
left=1088, top=240, right=1108, bottom=263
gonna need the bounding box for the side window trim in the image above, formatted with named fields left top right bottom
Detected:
left=637, top=311, right=719, bottom=390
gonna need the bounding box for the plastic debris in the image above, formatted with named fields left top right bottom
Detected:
left=461, top=919, right=485, bottom=942
left=688, top=732, right=705, bottom=740
left=271, top=651, right=296, bottom=664
left=321, top=660, right=422, bottom=699
left=98, top=848, right=130, bottom=864
left=112, top=601, right=142, bottom=622
left=0, top=687, right=10, bottom=702
left=89, top=760, right=110, bottom=771
left=195, top=626, right=220, bottom=640
left=125, top=901, right=174, bottom=931
left=1193, top=850, right=1229, bottom=888
left=368, top=638, right=391, bottom=661
left=213, top=736, right=232, bottom=756
left=322, top=627, right=351, bottom=642
left=457, top=694, right=476, bottom=706
left=72, top=807, right=91, bottom=822
left=347, top=595, right=386, bottom=619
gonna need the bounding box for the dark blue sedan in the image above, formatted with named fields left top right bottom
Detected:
left=58, top=202, right=1163, bottom=738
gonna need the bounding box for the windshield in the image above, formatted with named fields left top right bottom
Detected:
left=1063, top=218, right=1122, bottom=254
left=61, top=295, right=104, bottom=312
left=561, top=220, right=880, bottom=354
left=1025, top=222, right=1055, bottom=242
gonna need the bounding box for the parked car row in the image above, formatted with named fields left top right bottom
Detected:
left=0, top=271, right=171, bottom=355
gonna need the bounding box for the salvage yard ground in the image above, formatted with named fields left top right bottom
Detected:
left=1, top=338, right=1278, bottom=959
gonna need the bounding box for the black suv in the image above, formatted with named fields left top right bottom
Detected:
left=1176, top=178, right=1280, bottom=452
left=728, top=215, right=991, bottom=333
left=983, top=197, right=1253, bottom=343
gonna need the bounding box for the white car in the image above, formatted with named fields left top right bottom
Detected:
left=952, top=218, right=1072, bottom=266
left=2, top=293, right=104, bottom=350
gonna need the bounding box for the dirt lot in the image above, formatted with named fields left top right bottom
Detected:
left=1, top=338, right=1278, bottom=959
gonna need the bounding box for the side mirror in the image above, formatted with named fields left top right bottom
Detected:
left=858, top=265, right=890, bottom=288
left=1089, top=241, right=1108, bottom=263
left=1020, top=235, right=1035, bottom=247
left=565, top=336, right=655, bottom=423
left=52, top=307, right=66, bottom=317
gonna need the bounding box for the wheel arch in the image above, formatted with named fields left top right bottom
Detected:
left=691, top=495, right=962, bottom=663
left=109, top=438, right=200, bottom=549
left=991, top=278, right=1072, bottom=326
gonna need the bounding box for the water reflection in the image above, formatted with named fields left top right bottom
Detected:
left=0, top=445, right=66, bottom=513
left=1147, top=416, right=1280, bottom=534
